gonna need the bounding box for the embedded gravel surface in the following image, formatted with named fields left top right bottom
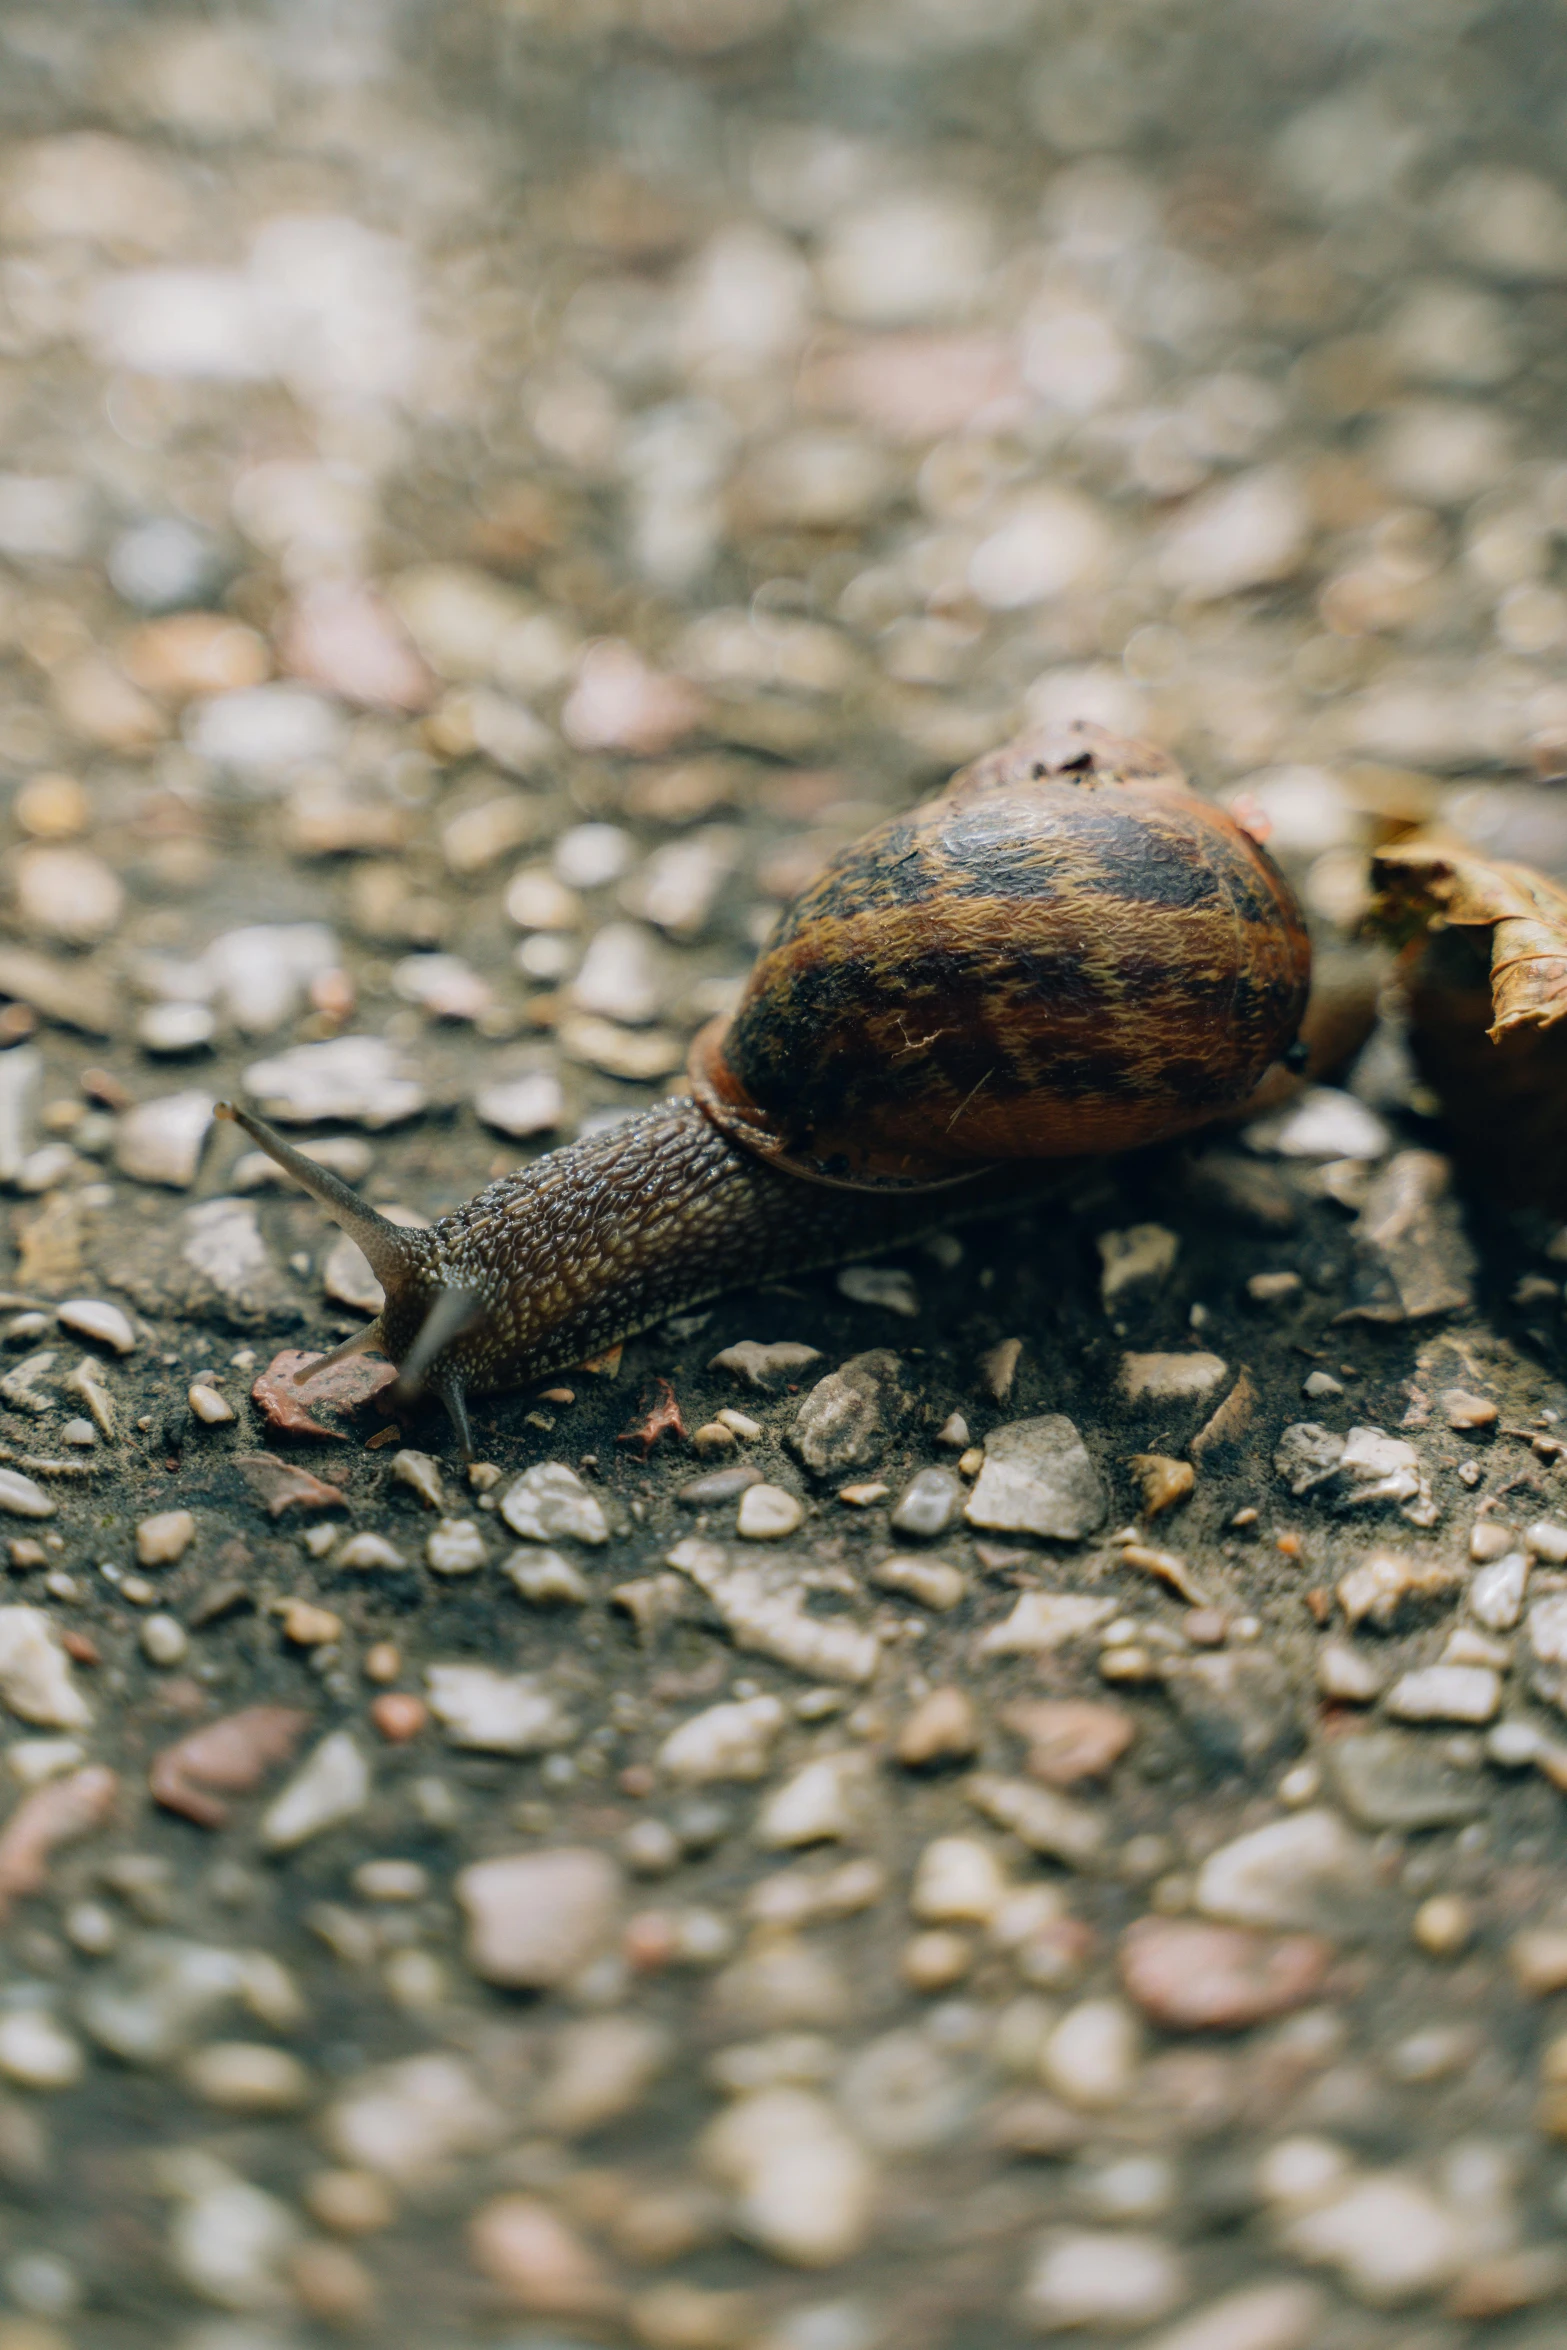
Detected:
left=4, top=5, right=1567, bottom=2348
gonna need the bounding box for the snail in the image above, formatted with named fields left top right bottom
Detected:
left=219, top=721, right=1311, bottom=1455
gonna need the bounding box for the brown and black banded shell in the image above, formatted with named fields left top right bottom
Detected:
left=689, top=723, right=1311, bottom=1188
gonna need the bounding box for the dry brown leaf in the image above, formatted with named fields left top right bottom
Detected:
left=1371, top=833, right=1567, bottom=1039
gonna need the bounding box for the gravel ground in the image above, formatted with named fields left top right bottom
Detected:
left=8, top=4, right=1567, bottom=2346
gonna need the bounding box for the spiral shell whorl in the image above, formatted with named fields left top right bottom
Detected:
left=691, top=722, right=1311, bottom=1188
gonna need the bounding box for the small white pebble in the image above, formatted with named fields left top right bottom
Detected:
left=1041, top=1998, right=1141, bottom=2110
left=351, top=1858, right=429, bottom=1902
left=181, top=2040, right=312, bottom=2112
left=902, top=1930, right=973, bottom=1991
left=0, top=2007, right=84, bottom=2090
left=187, top=1381, right=234, bottom=1425
left=64, top=1901, right=117, bottom=1956
left=135, top=1508, right=195, bottom=1567
left=1247, top=1270, right=1303, bottom=1304
left=336, top=1533, right=405, bottom=1570
left=736, top=1484, right=804, bottom=1540
left=1413, top=1893, right=1474, bottom=1956
left=140, top=1614, right=188, bottom=1667
left=871, top=1555, right=967, bottom=1611
left=56, top=1299, right=136, bottom=1355
left=383, top=1947, right=447, bottom=2010
left=425, top=1518, right=487, bottom=1576
left=620, top=1818, right=682, bottom=1876
left=504, top=1548, right=591, bottom=1605
left=5, top=1738, right=84, bottom=1786
left=391, top=1449, right=447, bottom=1510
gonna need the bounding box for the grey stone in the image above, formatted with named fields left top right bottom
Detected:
left=243, top=1035, right=425, bottom=1128
left=964, top=1773, right=1108, bottom=1871
left=0, top=1353, right=55, bottom=1416
left=1385, top=1664, right=1500, bottom=1723
left=78, top=1937, right=263, bottom=2065
left=425, top=1665, right=577, bottom=1754
left=457, top=1848, right=622, bottom=1988
left=165, top=2160, right=301, bottom=2311
left=1119, top=1352, right=1228, bottom=1402
left=113, top=1091, right=215, bottom=1188
left=1338, top=1149, right=1476, bottom=1324
left=390, top=1450, right=446, bottom=1511
left=1162, top=1649, right=1302, bottom=1776
left=702, top=2084, right=876, bottom=2267
left=503, top=1549, right=591, bottom=1605
left=534, top=2014, right=671, bottom=2136
left=1194, top=1809, right=1381, bottom=1935
left=837, top=1263, right=920, bottom=1317
left=837, top=2030, right=976, bottom=2155
left=1274, top=1423, right=1345, bottom=1496
left=203, top=924, right=338, bottom=1037
left=185, top=683, right=347, bottom=778
left=108, top=517, right=228, bottom=611
left=1335, top=1426, right=1436, bottom=1524
left=789, top=1350, right=914, bottom=1477
left=260, top=1733, right=370, bottom=1852
left=1527, top=1592, right=1567, bottom=1711
left=1097, top=1223, right=1179, bottom=1305
left=1276, top=1422, right=1435, bottom=1525
left=965, top=1416, right=1107, bottom=1542
left=710, top=1339, right=823, bottom=1389
left=0, top=1605, right=87, bottom=1722
left=890, top=1467, right=962, bottom=1538
left=475, top=1070, right=565, bottom=1139
left=323, top=2052, right=504, bottom=2191
left=1470, top=1551, right=1529, bottom=1630
left=0, top=1046, right=42, bottom=1185
left=138, top=1001, right=217, bottom=1055
left=621, top=828, right=739, bottom=937
left=677, top=1463, right=763, bottom=1506
left=500, top=1462, right=610, bottom=1546
left=667, top=1538, right=882, bottom=1684
left=57, top=1298, right=136, bottom=1355
left=1327, top=1731, right=1489, bottom=1831
left=0, top=1470, right=55, bottom=1521
left=118, top=1198, right=301, bottom=1329
left=1245, top=1086, right=1390, bottom=1161
left=570, top=921, right=665, bottom=1025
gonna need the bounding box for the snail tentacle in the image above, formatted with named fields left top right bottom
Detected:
left=392, top=1285, right=484, bottom=1403
left=214, top=1102, right=427, bottom=1290
left=290, top=1318, right=386, bottom=1389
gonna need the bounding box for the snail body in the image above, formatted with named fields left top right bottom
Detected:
left=221, top=722, right=1310, bottom=1453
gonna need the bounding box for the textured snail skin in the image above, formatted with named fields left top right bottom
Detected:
left=220, top=1097, right=1048, bottom=1455
left=220, top=723, right=1310, bottom=1452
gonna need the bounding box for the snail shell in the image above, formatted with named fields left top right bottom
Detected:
left=690, top=721, right=1312, bottom=1188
